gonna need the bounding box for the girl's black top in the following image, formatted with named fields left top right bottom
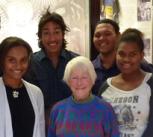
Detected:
left=5, top=84, right=35, bottom=137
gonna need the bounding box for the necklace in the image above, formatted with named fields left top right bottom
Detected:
left=12, top=90, right=19, bottom=98
left=3, top=78, right=23, bottom=98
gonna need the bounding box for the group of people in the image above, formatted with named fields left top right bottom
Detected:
left=0, top=9, right=153, bottom=137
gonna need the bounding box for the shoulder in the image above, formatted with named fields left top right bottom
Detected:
left=31, top=50, right=46, bottom=62
left=68, top=50, right=79, bottom=57
left=22, top=80, right=43, bottom=96
left=98, top=80, right=110, bottom=96
left=94, top=96, right=115, bottom=113
left=141, top=59, right=153, bottom=73
left=52, top=97, right=71, bottom=110
left=62, top=49, right=79, bottom=59
left=146, top=73, right=153, bottom=88
left=92, top=54, right=101, bottom=68
left=50, top=97, right=71, bottom=116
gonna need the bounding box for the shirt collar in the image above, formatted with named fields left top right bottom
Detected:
left=36, top=49, right=68, bottom=61
left=93, top=54, right=103, bottom=69
left=93, top=54, right=118, bottom=70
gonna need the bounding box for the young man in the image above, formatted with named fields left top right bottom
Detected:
left=25, top=10, right=78, bottom=132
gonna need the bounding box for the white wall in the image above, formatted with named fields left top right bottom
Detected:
left=118, top=0, right=153, bottom=63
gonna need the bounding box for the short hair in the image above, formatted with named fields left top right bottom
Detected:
left=117, top=28, right=144, bottom=52
left=63, top=56, right=97, bottom=85
left=96, top=19, right=120, bottom=34
left=0, top=36, right=33, bottom=71
left=37, top=10, right=69, bottom=49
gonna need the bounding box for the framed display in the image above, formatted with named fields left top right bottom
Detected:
left=0, top=0, right=90, bottom=57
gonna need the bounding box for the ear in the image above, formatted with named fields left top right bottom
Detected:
left=141, top=51, right=144, bottom=59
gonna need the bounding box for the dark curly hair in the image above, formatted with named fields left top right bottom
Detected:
left=37, top=10, right=70, bottom=49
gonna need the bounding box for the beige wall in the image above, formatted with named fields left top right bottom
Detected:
left=118, top=0, right=153, bottom=63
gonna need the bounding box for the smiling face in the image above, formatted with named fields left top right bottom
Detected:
left=68, top=67, right=93, bottom=102
left=3, top=46, right=30, bottom=84
left=40, top=21, right=64, bottom=56
left=93, top=23, right=119, bottom=55
left=116, top=42, right=144, bottom=74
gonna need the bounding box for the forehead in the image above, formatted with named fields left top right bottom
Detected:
left=6, top=46, right=28, bottom=56
left=95, top=23, right=115, bottom=32
left=71, top=66, right=88, bottom=74
left=118, top=42, right=140, bottom=51
left=42, top=21, right=61, bottom=30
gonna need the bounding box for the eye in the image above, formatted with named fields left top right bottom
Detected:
left=7, top=58, right=16, bottom=64
left=94, top=33, right=101, bottom=38
left=70, top=76, right=78, bottom=80
left=103, top=32, right=112, bottom=37
left=82, top=76, right=88, bottom=79
left=54, top=30, right=61, bottom=35
left=42, top=31, right=50, bottom=35
left=21, top=57, right=29, bottom=64
left=117, top=51, right=126, bottom=58
left=129, top=52, right=137, bottom=58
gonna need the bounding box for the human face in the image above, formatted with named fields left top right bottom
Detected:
left=93, top=23, right=119, bottom=55
left=116, top=42, right=144, bottom=74
left=68, top=67, right=93, bottom=102
left=3, top=46, right=29, bottom=83
left=40, top=21, right=64, bottom=56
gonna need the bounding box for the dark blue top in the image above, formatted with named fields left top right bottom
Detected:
left=92, top=54, right=153, bottom=96
left=24, top=49, right=78, bottom=108
left=92, top=54, right=120, bottom=95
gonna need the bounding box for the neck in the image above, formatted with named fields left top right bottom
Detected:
left=46, top=51, right=60, bottom=68
left=73, top=94, right=93, bottom=103
left=2, top=77, right=23, bottom=89
left=121, top=69, right=145, bottom=81
left=100, top=51, right=116, bottom=69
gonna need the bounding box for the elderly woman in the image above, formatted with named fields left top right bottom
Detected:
left=47, top=56, right=119, bottom=137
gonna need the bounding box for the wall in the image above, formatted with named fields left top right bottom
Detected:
left=118, top=0, right=152, bottom=63
left=0, top=0, right=90, bottom=57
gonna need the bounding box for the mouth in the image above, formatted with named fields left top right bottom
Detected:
left=48, top=43, right=57, bottom=46
left=100, top=43, right=107, bottom=47
left=13, top=70, right=23, bottom=75
left=121, top=63, right=131, bottom=69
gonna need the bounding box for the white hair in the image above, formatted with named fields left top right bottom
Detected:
left=63, top=56, right=97, bottom=85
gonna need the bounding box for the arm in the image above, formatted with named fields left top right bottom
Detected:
left=47, top=108, right=57, bottom=137
left=37, top=89, right=46, bottom=137
left=142, top=76, right=153, bottom=137
left=103, top=103, right=120, bottom=137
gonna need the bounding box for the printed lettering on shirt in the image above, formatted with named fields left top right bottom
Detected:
left=120, top=132, right=134, bottom=137
left=104, top=95, right=143, bottom=137
left=113, top=96, right=139, bottom=104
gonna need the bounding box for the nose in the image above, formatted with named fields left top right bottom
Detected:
left=16, top=61, right=24, bottom=69
left=123, top=55, right=130, bottom=62
left=76, top=78, right=83, bottom=86
left=48, top=33, right=56, bottom=41
left=16, top=63, right=21, bottom=69
left=99, top=35, right=105, bottom=40
left=77, top=79, right=81, bottom=85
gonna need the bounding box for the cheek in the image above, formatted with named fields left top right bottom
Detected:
left=68, top=81, right=76, bottom=89
left=22, top=63, right=29, bottom=70
left=116, top=55, right=121, bottom=62
left=93, top=37, right=99, bottom=44
left=3, top=62, right=13, bottom=69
